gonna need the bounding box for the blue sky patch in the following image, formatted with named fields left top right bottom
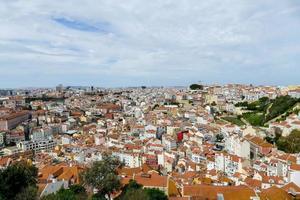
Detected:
left=53, top=17, right=110, bottom=33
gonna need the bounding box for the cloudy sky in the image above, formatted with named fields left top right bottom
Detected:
left=1, top=0, right=300, bottom=88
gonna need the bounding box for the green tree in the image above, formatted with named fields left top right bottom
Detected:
left=69, top=184, right=87, bottom=200
left=144, top=188, right=168, bottom=200
left=82, top=154, right=122, bottom=199
left=276, top=129, right=300, bottom=153
left=0, top=161, right=38, bottom=200
left=215, top=133, right=224, bottom=142
left=117, top=179, right=143, bottom=200
left=41, top=188, right=76, bottom=200
left=90, top=193, right=107, bottom=200
left=123, top=189, right=149, bottom=200
left=189, top=84, right=203, bottom=90
left=15, top=186, right=38, bottom=200
left=117, top=180, right=167, bottom=200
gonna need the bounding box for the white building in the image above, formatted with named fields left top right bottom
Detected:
left=162, top=135, right=177, bottom=151
left=215, top=153, right=242, bottom=176
left=225, top=135, right=250, bottom=159
left=113, top=152, right=141, bottom=168
left=17, top=139, right=56, bottom=153
left=0, top=132, right=5, bottom=147
left=31, top=127, right=53, bottom=141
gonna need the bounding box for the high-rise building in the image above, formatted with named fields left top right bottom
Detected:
left=56, top=84, right=63, bottom=92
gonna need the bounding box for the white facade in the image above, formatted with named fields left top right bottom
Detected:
left=31, top=127, right=53, bottom=141
left=289, top=169, right=300, bottom=187
left=40, top=179, right=68, bottom=197
left=215, top=153, right=242, bottom=176
left=225, top=135, right=250, bottom=159
left=113, top=152, right=141, bottom=168
left=17, top=139, right=56, bottom=153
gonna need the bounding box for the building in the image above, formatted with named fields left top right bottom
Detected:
left=182, top=185, right=257, bottom=200
left=0, top=111, right=30, bottom=130
left=17, top=139, right=56, bottom=153
left=225, top=135, right=250, bottom=159
left=245, top=135, right=273, bottom=159
left=0, top=132, right=6, bottom=147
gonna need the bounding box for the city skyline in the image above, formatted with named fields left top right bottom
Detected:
left=1, top=0, right=300, bottom=87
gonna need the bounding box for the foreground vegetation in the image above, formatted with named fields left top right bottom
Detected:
left=116, top=180, right=167, bottom=200
left=0, top=154, right=167, bottom=200
left=0, top=161, right=38, bottom=200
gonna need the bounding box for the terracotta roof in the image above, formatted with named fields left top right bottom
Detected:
left=260, top=186, right=293, bottom=200
left=118, top=163, right=153, bottom=177
left=0, top=157, right=11, bottom=167
left=281, top=182, right=300, bottom=194
left=0, top=111, right=30, bottom=121
left=276, top=154, right=297, bottom=164
left=290, top=164, right=300, bottom=171
left=134, top=171, right=167, bottom=188
left=38, top=164, right=83, bottom=183
left=244, top=177, right=262, bottom=189
left=183, top=185, right=256, bottom=200
left=244, top=135, right=273, bottom=148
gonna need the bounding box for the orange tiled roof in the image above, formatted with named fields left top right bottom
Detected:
left=38, top=164, right=83, bottom=184
left=260, top=186, right=293, bottom=200
left=134, top=171, right=167, bottom=188
left=118, top=163, right=153, bottom=178
left=281, top=182, right=300, bottom=193
left=183, top=185, right=256, bottom=200
left=290, top=164, right=300, bottom=171
left=244, top=177, right=262, bottom=189
left=244, top=135, right=273, bottom=148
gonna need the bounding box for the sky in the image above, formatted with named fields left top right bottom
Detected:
left=0, top=0, right=300, bottom=88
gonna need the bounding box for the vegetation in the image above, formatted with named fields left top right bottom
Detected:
left=235, top=97, right=270, bottom=111
left=189, top=84, right=203, bottom=90
left=215, top=133, right=224, bottom=142
left=265, top=95, right=298, bottom=122
left=235, top=101, right=248, bottom=107
left=0, top=161, right=38, bottom=200
left=82, top=154, right=122, bottom=199
left=117, top=180, right=167, bottom=200
left=222, top=116, right=245, bottom=126
left=25, top=96, right=65, bottom=103
left=236, top=96, right=299, bottom=126
left=276, top=129, right=300, bottom=153
left=242, top=112, right=265, bottom=126
left=164, top=102, right=180, bottom=106
left=41, top=185, right=87, bottom=200
left=144, top=188, right=168, bottom=200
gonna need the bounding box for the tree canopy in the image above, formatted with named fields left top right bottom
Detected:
left=237, top=96, right=299, bottom=126
left=41, top=185, right=87, bottom=200
left=189, top=84, right=203, bottom=90
left=276, top=129, right=300, bottom=153
left=82, top=154, right=122, bottom=199
left=117, top=180, right=168, bottom=200
left=0, top=161, right=38, bottom=200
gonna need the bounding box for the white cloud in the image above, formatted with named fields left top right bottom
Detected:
left=0, top=0, right=300, bottom=87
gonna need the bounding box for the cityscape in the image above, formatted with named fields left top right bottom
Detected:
left=1, top=1, right=300, bottom=200
left=0, top=84, right=300, bottom=200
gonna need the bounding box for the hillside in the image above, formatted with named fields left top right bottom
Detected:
left=235, top=96, right=300, bottom=126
